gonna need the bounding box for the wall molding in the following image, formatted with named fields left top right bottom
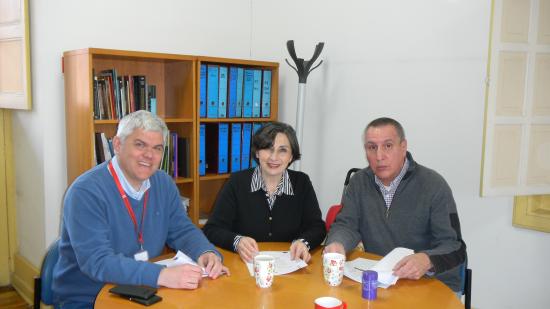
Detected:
left=11, top=252, right=38, bottom=306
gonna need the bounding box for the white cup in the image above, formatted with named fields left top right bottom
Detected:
left=253, top=254, right=275, bottom=288
left=323, top=252, right=345, bottom=286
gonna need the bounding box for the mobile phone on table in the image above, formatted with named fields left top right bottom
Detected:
left=130, top=294, right=162, bottom=306
left=109, top=285, right=157, bottom=300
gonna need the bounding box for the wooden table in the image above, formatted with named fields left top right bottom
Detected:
left=95, top=242, right=464, bottom=308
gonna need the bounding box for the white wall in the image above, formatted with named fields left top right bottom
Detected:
left=13, top=1, right=550, bottom=308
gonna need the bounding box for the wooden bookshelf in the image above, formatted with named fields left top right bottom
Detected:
left=63, top=48, right=279, bottom=225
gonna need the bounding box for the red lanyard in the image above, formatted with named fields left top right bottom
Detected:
left=108, top=161, right=149, bottom=248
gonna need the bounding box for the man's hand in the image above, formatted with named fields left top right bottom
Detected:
left=197, top=252, right=230, bottom=279
left=323, top=242, right=346, bottom=255
left=157, top=264, right=203, bottom=289
left=392, top=253, right=432, bottom=280
left=290, top=240, right=311, bottom=263
left=236, top=237, right=259, bottom=263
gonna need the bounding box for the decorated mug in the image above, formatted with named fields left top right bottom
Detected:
left=322, top=252, right=345, bottom=286
left=253, top=254, right=275, bottom=288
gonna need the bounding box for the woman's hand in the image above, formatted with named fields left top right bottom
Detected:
left=290, top=240, right=311, bottom=263
left=236, top=237, right=259, bottom=263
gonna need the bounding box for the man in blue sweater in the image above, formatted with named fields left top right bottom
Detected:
left=325, top=117, right=466, bottom=292
left=53, top=110, right=228, bottom=308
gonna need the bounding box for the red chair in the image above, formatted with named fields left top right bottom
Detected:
left=325, top=168, right=360, bottom=232
left=325, top=204, right=342, bottom=232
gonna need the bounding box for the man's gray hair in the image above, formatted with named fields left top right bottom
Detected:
left=363, top=117, right=406, bottom=142
left=116, top=110, right=168, bottom=144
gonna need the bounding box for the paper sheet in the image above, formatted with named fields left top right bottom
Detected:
left=343, top=247, right=414, bottom=288
left=245, top=251, right=307, bottom=276
left=155, top=251, right=209, bottom=277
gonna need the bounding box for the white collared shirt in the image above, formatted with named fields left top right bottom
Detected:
left=110, top=156, right=150, bottom=200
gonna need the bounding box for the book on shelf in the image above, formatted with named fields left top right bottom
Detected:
left=93, top=70, right=157, bottom=119
left=148, top=85, right=157, bottom=115
left=252, top=69, right=262, bottom=118
left=261, top=70, right=271, bottom=118
left=199, top=64, right=207, bottom=118
left=94, top=133, right=104, bottom=164
left=205, top=123, right=229, bottom=174
left=171, top=132, right=178, bottom=178
left=241, top=123, right=252, bottom=169
left=230, top=123, right=242, bottom=172
left=199, top=124, right=206, bottom=176
left=99, top=69, right=120, bottom=119
left=218, top=123, right=229, bottom=174
left=94, top=132, right=113, bottom=165
left=242, top=69, right=253, bottom=117
left=177, top=137, right=190, bottom=178
left=207, top=65, right=219, bottom=118
left=236, top=68, right=244, bottom=118
left=228, top=67, right=238, bottom=118
left=250, top=123, right=263, bottom=168
left=218, top=66, right=228, bottom=118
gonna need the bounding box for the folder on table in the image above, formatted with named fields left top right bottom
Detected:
left=241, top=123, right=252, bottom=169
left=230, top=123, right=242, bottom=172
left=218, top=66, right=228, bottom=118
left=207, top=65, right=219, bottom=118
left=252, top=69, right=262, bottom=118
left=199, top=64, right=207, bottom=118
left=242, top=69, right=253, bottom=118
left=261, top=70, right=271, bottom=118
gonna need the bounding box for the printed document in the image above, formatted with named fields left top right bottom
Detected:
left=245, top=251, right=307, bottom=276
left=343, top=247, right=414, bottom=288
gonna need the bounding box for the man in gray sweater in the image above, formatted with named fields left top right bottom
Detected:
left=325, top=117, right=466, bottom=292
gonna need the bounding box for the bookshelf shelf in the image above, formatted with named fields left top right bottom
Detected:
left=199, top=118, right=273, bottom=123
left=174, top=177, right=194, bottom=184
left=200, top=174, right=231, bottom=181
left=63, top=48, right=279, bottom=225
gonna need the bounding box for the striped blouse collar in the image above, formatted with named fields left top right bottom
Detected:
left=250, top=166, right=294, bottom=196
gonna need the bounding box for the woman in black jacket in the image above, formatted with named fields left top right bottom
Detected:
left=203, top=121, right=326, bottom=263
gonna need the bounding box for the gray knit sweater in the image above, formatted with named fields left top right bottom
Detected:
left=326, top=152, right=466, bottom=291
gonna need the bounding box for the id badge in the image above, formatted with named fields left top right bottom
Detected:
left=134, top=249, right=149, bottom=261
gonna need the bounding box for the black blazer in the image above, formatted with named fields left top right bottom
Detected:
left=203, top=168, right=326, bottom=251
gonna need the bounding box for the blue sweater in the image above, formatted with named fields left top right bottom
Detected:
left=53, top=161, right=219, bottom=305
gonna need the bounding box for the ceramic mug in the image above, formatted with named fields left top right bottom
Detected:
left=322, top=252, right=345, bottom=286
left=314, top=296, right=347, bottom=309
left=253, top=254, right=275, bottom=288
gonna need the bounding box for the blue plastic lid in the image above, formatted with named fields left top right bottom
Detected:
left=362, top=270, right=378, bottom=280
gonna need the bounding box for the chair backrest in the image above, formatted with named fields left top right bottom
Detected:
left=37, top=239, right=60, bottom=306
left=325, top=204, right=343, bottom=232
left=462, top=265, right=472, bottom=309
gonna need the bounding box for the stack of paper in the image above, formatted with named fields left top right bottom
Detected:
left=343, top=247, right=414, bottom=288
left=245, top=251, right=307, bottom=276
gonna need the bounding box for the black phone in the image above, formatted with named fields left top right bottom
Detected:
left=129, top=294, right=162, bottom=306
left=109, top=285, right=157, bottom=300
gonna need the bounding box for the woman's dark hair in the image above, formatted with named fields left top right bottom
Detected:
left=251, top=121, right=301, bottom=165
